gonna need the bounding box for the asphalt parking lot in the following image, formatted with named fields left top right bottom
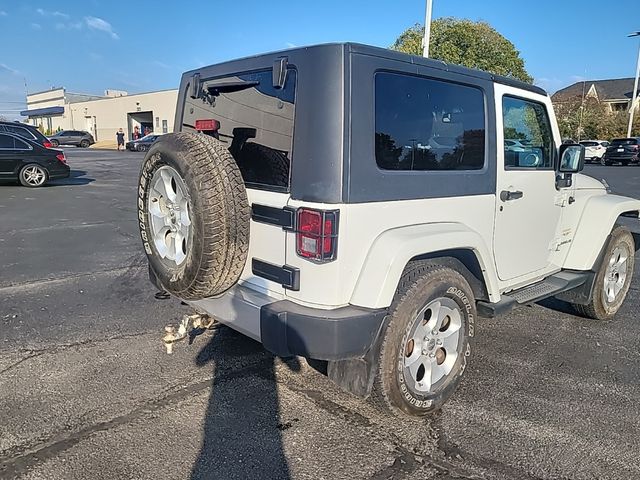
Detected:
left=1, top=150, right=640, bottom=480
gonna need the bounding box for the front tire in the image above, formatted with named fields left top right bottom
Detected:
left=138, top=144, right=148, bottom=152
left=574, top=226, right=635, bottom=320
left=19, top=164, right=47, bottom=187
left=370, top=261, right=475, bottom=416
left=50, top=139, right=59, bottom=147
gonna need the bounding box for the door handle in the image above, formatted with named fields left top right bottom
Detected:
left=500, top=190, right=523, bottom=202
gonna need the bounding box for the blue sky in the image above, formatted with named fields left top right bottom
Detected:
left=1, top=0, right=639, bottom=118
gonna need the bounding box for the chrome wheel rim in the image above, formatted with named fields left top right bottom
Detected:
left=23, top=165, right=46, bottom=186
left=147, top=166, right=191, bottom=265
left=603, top=245, right=630, bottom=304
left=402, top=297, right=463, bottom=395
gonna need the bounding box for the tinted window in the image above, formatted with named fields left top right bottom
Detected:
left=502, top=96, right=553, bottom=169
left=0, top=134, right=15, bottom=149
left=14, top=137, right=30, bottom=150
left=375, top=72, right=485, bottom=171
left=580, top=141, right=598, bottom=147
left=5, top=125, right=36, bottom=140
left=611, top=138, right=638, bottom=146
left=182, top=68, right=297, bottom=191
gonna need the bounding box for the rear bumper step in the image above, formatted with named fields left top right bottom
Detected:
left=477, top=271, right=590, bottom=318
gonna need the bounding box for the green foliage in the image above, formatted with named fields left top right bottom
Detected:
left=391, top=18, right=533, bottom=84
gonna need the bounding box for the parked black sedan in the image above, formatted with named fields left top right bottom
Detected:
left=126, top=133, right=162, bottom=152
left=0, top=132, right=70, bottom=187
left=601, top=138, right=640, bottom=166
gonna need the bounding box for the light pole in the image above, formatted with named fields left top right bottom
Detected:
left=422, top=0, right=433, bottom=57
left=627, top=31, right=640, bottom=138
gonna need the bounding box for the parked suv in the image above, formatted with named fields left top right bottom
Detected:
left=579, top=140, right=608, bottom=163
left=48, top=130, right=95, bottom=148
left=137, top=43, right=640, bottom=416
left=602, top=137, right=640, bottom=165
left=0, top=120, right=52, bottom=148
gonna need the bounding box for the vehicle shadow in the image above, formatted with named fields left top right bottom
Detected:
left=190, top=326, right=299, bottom=480
left=48, top=170, right=95, bottom=186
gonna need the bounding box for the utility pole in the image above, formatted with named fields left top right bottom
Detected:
left=627, top=31, right=640, bottom=138
left=422, top=0, right=433, bottom=57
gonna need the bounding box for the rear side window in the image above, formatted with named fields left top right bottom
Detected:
left=0, top=134, right=30, bottom=150
left=4, top=125, right=37, bottom=140
left=375, top=72, right=486, bottom=171
left=182, top=68, right=297, bottom=192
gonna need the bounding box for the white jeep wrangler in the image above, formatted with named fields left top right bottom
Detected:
left=137, top=43, right=640, bottom=416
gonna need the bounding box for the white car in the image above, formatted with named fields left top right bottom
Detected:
left=137, top=43, right=640, bottom=417
left=580, top=140, right=609, bottom=163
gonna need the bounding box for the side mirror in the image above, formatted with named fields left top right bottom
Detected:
left=558, top=143, right=585, bottom=173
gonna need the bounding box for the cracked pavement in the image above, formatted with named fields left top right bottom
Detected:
left=1, top=150, right=639, bottom=479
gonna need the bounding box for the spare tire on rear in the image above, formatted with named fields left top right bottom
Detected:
left=137, top=132, right=250, bottom=300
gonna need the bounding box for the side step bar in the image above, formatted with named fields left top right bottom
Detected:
left=477, top=271, right=590, bottom=318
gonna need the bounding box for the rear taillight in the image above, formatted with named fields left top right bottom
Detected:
left=56, top=152, right=67, bottom=164
left=43, top=141, right=52, bottom=148
left=295, top=208, right=339, bottom=262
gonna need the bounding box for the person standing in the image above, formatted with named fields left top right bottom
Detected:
left=116, top=128, right=125, bottom=151
left=133, top=126, right=141, bottom=140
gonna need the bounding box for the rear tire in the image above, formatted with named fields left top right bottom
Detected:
left=370, top=261, right=475, bottom=416
left=19, top=164, right=48, bottom=187
left=138, top=132, right=250, bottom=300
left=80, top=139, right=90, bottom=148
left=138, top=145, right=148, bottom=152
left=573, top=226, right=635, bottom=320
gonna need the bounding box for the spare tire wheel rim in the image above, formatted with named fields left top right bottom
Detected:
left=402, top=297, right=463, bottom=396
left=603, top=244, right=630, bottom=304
left=148, top=166, right=191, bottom=266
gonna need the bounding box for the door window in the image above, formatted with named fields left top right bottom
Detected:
left=0, top=133, right=15, bottom=149
left=502, top=96, right=553, bottom=169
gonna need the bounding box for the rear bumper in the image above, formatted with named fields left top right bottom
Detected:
left=186, top=284, right=387, bottom=361
left=603, top=154, right=639, bottom=162
left=49, top=166, right=70, bottom=179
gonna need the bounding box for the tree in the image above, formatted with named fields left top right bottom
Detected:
left=554, top=95, right=639, bottom=140
left=391, top=18, right=533, bottom=84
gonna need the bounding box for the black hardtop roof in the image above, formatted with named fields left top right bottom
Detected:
left=185, top=42, right=546, bottom=96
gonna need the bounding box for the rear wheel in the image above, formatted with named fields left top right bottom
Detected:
left=573, top=226, right=635, bottom=320
left=138, top=144, right=148, bottom=152
left=138, top=132, right=250, bottom=300
left=19, top=164, right=47, bottom=187
left=80, top=139, right=90, bottom=148
left=370, top=261, right=475, bottom=416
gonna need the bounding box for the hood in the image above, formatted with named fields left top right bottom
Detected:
left=573, top=173, right=607, bottom=191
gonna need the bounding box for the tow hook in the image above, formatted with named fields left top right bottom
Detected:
left=163, top=313, right=218, bottom=354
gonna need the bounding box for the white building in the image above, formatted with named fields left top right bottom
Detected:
left=22, top=87, right=178, bottom=143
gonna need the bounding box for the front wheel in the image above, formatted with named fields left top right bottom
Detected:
left=138, top=144, right=148, bottom=152
left=50, top=139, right=59, bottom=147
left=370, top=261, right=475, bottom=416
left=573, top=226, right=635, bottom=320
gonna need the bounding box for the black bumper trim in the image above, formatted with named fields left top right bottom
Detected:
left=260, top=300, right=387, bottom=361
